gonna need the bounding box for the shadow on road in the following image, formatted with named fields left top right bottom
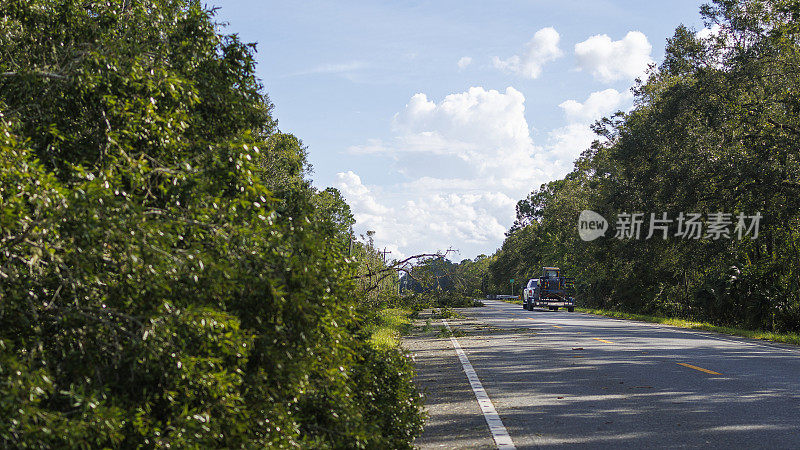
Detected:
left=409, top=304, right=800, bottom=449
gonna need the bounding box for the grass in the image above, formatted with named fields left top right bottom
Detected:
left=368, top=308, right=413, bottom=350
left=495, top=298, right=522, bottom=305
left=577, top=307, right=800, bottom=346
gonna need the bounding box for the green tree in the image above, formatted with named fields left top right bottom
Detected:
left=491, top=0, right=800, bottom=333
left=0, top=1, right=422, bottom=447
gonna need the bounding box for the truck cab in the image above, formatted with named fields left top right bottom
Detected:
left=523, top=278, right=538, bottom=308
left=542, top=267, right=559, bottom=278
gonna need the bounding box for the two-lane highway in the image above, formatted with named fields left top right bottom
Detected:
left=406, top=300, right=800, bottom=449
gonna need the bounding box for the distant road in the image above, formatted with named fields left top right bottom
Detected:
left=406, top=300, right=800, bottom=449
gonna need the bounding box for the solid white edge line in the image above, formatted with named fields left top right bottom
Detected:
left=443, top=319, right=516, bottom=449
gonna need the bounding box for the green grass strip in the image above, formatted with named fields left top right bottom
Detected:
left=368, top=308, right=413, bottom=350
left=577, top=307, right=800, bottom=346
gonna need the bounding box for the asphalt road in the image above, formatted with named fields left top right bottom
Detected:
left=405, top=300, right=800, bottom=449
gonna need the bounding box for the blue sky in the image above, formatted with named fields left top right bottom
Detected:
left=213, top=0, right=709, bottom=260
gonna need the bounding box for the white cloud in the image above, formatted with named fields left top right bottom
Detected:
left=457, top=56, right=473, bottom=69
left=574, top=31, right=653, bottom=82
left=338, top=86, right=585, bottom=258
left=493, top=27, right=563, bottom=79
left=347, top=138, right=391, bottom=156
left=338, top=86, right=634, bottom=258
left=542, top=89, right=634, bottom=172
left=558, top=88, right=633, bottom=124
left=545, top=123, right=597, bottom=164
left=335, top=171, right=388, bottom=216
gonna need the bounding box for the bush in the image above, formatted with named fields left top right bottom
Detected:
left=0, top=1, right=423, bottom=447
left=351, top=345, right=425, bottom=449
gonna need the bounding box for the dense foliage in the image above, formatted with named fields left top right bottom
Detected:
left=0, top=1, right=422, bottom=447
left=490, top=0, right=800, bottom=333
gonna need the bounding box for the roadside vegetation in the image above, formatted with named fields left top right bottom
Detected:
left=0, top=1, right=423, bottom=447
left=368, top=308, right=415, bottom=350
left=400, top=256, right=490, bottom=308
left=488, top=0, right=800, bottom=338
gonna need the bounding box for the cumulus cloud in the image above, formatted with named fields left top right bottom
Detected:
left=574, top=31, right=653, bottom=82
left=545, top=123, right=597, bottom=164
left=338, top=86, right=583, bottom=258
left=541, top=89, right=634, bottom=172
left=558, top=88, right=633, bottom=124
left=457, top=56, right=473, bottom=69
left=334, top=174, right=516, bottom=260
left=390, top=87, right=538, bottom=177
left=493, top=27, right=563, bottom=79
left=335, top=171, right=388, bottom=216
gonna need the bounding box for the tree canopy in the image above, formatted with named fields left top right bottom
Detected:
left=0, top=1, right=421, bottom=447
left=490, top=0, right=800, bottom=333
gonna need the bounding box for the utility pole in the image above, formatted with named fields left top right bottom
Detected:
left=379, top=247, right=392, bottom=263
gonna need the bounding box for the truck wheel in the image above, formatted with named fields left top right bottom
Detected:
left=553, top=307, right=559, bottom=311
left=568, top=307, right=575, bottom=312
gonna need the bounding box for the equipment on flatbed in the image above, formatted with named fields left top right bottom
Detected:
left=522, top=267, right=576, bottom=312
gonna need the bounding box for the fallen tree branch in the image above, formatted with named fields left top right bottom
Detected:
left=348, top=249, right=456, bottom=281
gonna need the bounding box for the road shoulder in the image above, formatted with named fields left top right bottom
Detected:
left=403, top=310, right=495, bottom=449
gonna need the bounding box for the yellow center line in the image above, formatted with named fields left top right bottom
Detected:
left=677, top=362, right=722, bottom=375
left=592, top=338, right=614, bottom=344
left=552, top=325, right=563, bottom=328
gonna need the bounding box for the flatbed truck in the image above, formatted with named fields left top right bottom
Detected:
left=522, top=267, right=575, bottom=312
